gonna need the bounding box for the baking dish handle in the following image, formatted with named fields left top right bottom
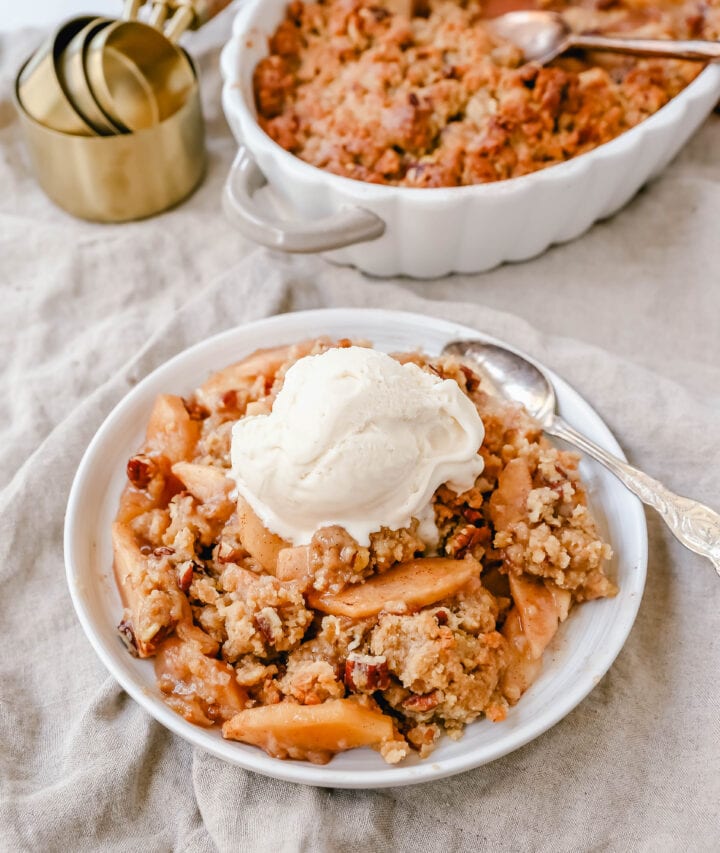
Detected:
left=222, top=147, right=386, bottom=253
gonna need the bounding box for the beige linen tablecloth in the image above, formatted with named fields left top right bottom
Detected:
left=1, top=17, right=719, bottom=853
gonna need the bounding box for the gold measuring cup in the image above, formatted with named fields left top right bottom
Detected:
left=78, top=0, right=232, bottom=133
left=15, top=0, right=233, bottom=221
left=83, top=19, right=196, bottom=132
left=14, top=56, right=206, bottom=222
left=17, top=16, right=102, bottom=136
left=59, top=17, right=124, bottom=135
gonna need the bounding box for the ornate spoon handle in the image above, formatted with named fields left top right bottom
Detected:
left=547, top=415, right=720, bottom=576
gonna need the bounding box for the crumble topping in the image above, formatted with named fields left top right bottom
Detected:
left=253, top=0, right=714, bottom=187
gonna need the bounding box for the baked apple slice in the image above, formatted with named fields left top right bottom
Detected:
left=155, top=637, right=248, bottom=727
left=489, top=456, right=532, bottom=531
left=195, top=341, right=320, bottom=410
left=307, top=556, right=479, bottom=618
left=501, top=575, right=572, bottom=703
left=236, top=494, right=289, bottom=573
left=146, top=394, right=201, bottom=463
left=276, top=546, right=311, bottom=587
left=112, top=521, right=182, bottom=658
left=172, top=462, right=234, bottom=521
left=222, top=698, right=404, bottom=764
left=509, top=573, right=571, bottom=659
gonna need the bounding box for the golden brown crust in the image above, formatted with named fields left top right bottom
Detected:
left=253, top=0, right=708, bottom=187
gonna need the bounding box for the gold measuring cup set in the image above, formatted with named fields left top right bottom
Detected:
left=14, top=0, right=230, bottom=222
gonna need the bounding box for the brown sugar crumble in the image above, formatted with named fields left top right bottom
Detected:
left=253, top=0, right=715, bottom=187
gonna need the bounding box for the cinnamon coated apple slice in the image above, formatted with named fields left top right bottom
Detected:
left=146, top=394, right=201, bottom=464
left=500, top=607, right=543, bottom=704
left=172, top=462, right=234, bottom=521
left=112, top=521, right=183, bottom=658
left=276, top=546, right=311, bottom=587
left=222, top=698, right=401, bottom=764
left=236, top=494, right=290, bottom=574
left=195, top=341, right=322, bottom=411
left=307, top=556, right=480, bottom=619
left=155, top=637, right=248, bottom=727
left=489, top=456, right=532, bottom=531
left=501, top=575, right=572, bottom=704
left=508, top=573, right=571, bottom=659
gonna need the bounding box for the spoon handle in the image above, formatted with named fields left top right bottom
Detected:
left=569, top=33, right=720, bottom=61
left=548, top=415, right=720, bottom=575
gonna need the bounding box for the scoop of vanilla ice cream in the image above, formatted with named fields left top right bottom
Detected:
left=230, top=346, right=484, bottom=546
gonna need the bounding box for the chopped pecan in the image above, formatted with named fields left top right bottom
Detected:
left=217, top=541, right=245, bottom=564
left=462, top=507, right=483, bottom=524
left=255, top=608, right=283, bottom=647
left=344, top=653, right=390, bottom=693
left=183, top=398, right=209, bottom=420
left=434, top=609, right=449, bottom=626
left=402, top=691, right=440, bottom=713
left=459, top=364, right=481, bottom=392
left=368, top=6, right=390, bottom=22
left=126, top=454, right=156, bottom=489
left=446, top=525, right=490, bottom=558
left=220, top=389, right=240, bottom=411
left=205, top=703, right=222, bottom=722
left=177, top=563, right=194, bottom=593
left=117, top=619, right=138, bottom=657
left=154, top=546, right=175, bottom=557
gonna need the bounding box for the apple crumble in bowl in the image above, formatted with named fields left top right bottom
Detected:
left=64, top=309, right=647, bottom=786
left=110, top=337, right=615, bottom=766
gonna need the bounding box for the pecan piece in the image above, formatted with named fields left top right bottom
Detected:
left=344, top=653, right=390, bottom=693
left=177, top=563, right=194, bottom=593
left=447, top=525, right=490, bottom=558
left=154, top=546, right=175, bottom=557
left=462, top=507, right=483, bottom=524
left=402, top=691, right=440, bottom=713
left=255, top=608, right=283, bottom=647
left=183, top=398, right=209, bottom=420
left=217, top=540, right=245, bottom=564
left=126, top=454, right=156, bottom=489
left=368, top=6, right=390, bottom=21
left=434, top=608, right=449, bottom=626
left=459, top=364, right=481, bottom=392
left=220, top=389, right=240, bottom=411
left=117, top=619, right=138, bottom=657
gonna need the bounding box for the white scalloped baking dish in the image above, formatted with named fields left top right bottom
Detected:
left=220, top=0, right=720, bottom=278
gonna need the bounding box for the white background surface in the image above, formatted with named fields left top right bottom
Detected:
left=1, top=1, right=127, bottom=31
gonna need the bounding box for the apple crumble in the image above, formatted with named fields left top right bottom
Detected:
left=112, top=338, right=615, bottom=765
left=253, top=0, right=714, bottom=186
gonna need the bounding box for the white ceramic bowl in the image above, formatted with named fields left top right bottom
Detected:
left=219, top=0, right=720, bottom=277
left=64, top=308, right=647, bottom=788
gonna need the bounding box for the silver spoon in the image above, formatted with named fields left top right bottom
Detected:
left=443, top=339, right=720, bottom=575
left=487, top=10, right=720, bottom=65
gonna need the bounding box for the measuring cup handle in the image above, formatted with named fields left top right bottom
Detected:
left=222, top=147, right=386, bottom=253
left=122, top=0, right=143, bottom=19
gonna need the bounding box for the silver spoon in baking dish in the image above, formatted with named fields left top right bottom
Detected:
left=442, top=339, right=720, bottom=575
left=487, top=10, right=720, bottom=65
